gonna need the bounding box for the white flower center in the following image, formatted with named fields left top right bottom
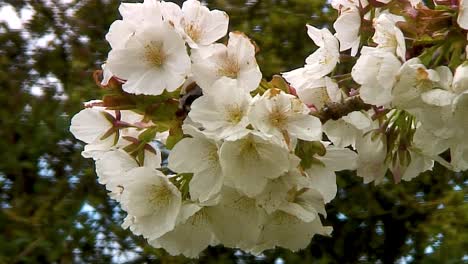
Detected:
left=218, top=54, right=240, bottom=78
left=231, top=196, right=256, bottom=213
left=269, top=107, right=288, bottom=129
left=185, top=23, right=202, bottom=42
left=187, top=210, right=207, bottom=226
left=144, top=41, right=166, bottom=68
left=225, top=104, right=244, bottom=124
left=148, top=184, right=172, bottom=207
left=207, top=148, right=219, bottom=162
left=240, top=138, right=260, bottom=160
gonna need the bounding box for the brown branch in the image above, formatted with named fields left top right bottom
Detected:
left=312, top=96, right=372, bottom=123
left=13, top=237, right=42, bottom=263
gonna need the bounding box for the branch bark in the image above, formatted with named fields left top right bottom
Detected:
left=311, top=96, right=372, bottom=123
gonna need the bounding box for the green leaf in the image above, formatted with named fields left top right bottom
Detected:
left=295, top=140, right=326, bottom=169
left=270, top=75, right=290, bottom=93
left=138, top=127, right=157, bottom=143
left=146, top=100, right=179, bottom=123
left=165, top=122, right=184, bottom=149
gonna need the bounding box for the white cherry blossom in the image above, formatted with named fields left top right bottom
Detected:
left=105, top=0, right=163, bottom=50
left=149, top=203, right=216, bottom=258
left=219, top=132, right=291, bottom=197
left=70, top=108, right=114, bottom=144
left=352, top=47, right=401, bottom=106
left=95, top=150, right=139, bottom=201
left=251, top=211, right=332, bottom=253
left=67, top=0, right=468, bottom=257
left=248, top=89, right=322, bottom=142
left=72, top=109, right=145, bottom=160
left=95, top=147, right=162, bottom=201
left=119, top=0, right=163, bottom=24
left=168, top=127, right=223, bottom=203
left=333, top=3, right=361, bottom=56
left=331, top=0, right=368, bottom=10
left=188, top=78, right=252, bottom=140
left=282, top=25, right=339, bottom=81
left=287, top=77, right=343, bottom=110
left=372, top=13, right=406, bottom=61
left=323, top=110, right=374, bottom=148
left=309, top=145, right=358, bottom=202
left=106, top=22, right=191, bottom=95
left=191, top=32, right=262, bottom=92
left=396, top=150, right=434, bottom=182
left=206, top=187, right=265, bottom=249
left=355, top=133, right=388, bottom=184
left=392, top=58, right=440, bottom=110
left=161, top=0, right=229, bottom=48
left=121, top=167, right=182, bottom=240
left=255, top=170, right=309, bottom=214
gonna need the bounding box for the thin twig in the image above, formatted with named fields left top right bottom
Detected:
left=312, top=96, right=372, bottom=123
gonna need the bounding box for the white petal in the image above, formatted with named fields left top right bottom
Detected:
left=306, top=25, right=325, bottom=47
left=206, top=188, right=264, bottom=248
left=355, top=134, right=388, bottom=184
left=143, top=148, right=162, bottom=169
left=119, top=0, right=163, bottom=24
left=198, top=10, right=229, bottom=45
left=255, top=178, right=290, bottom=214
left=360, top=84, right=393, bottom=106
left=106, top=23, right=190, bottom=95
left=105, top=20, right=135, bottom=50
left=412, top=126, right=449, bottom=156
left=189, top=165, right=223, bottom=203
left=325, top=77, right=342, bottom=103
left=228, top=32, right=256, bottom=64
left=452, top=62, right=468, bottom=94
left=434, top=66, right=453, bottom=91
left=342, top=111, right=373, bottom=130
left=421, top=89, right=456, bottom=106
left=252, top=211, right=332, bottom=253
left=121, top=167, right=181, bottom=240
left=333, top=7, right=361, bottom=52
left=450, top=142, right=468, bottom=171
left=95, top=149, right=138, bottom=192
left=188, top=78, right=252, bottom=139
left=279, top=202, right=318, bottom=223
left=317, top=146, right=358, bottom=171
left=287, top=115, right=323, bottom=141
left=149, top=205, right=215, bottom=258
left=305, top=165, right=337, bottom=203
left=219, top=133, right=290, bottom=197
left=401, top=151, right=434, bottom=181
left=323, top=119, right=359, bottom=148
left=168, top=137, right=219, bottom=174
left=70, top=108, right=113, bottom=144
left=81, top=136, right=115, bottom=160
left=458, top=0, right=468, bottom=30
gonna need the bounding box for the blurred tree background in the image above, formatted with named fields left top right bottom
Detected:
left=0, top=0, right=467, bottom=263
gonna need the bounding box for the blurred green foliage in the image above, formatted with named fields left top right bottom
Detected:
left=0, top=0, right=467, bottom=263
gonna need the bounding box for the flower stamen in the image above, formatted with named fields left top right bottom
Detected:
left=145, top=41, right=166, bottom=67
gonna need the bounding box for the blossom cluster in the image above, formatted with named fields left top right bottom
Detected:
left=69, top=0, right=467, bottom=258
left=285, top=0, right=468, bottom=184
